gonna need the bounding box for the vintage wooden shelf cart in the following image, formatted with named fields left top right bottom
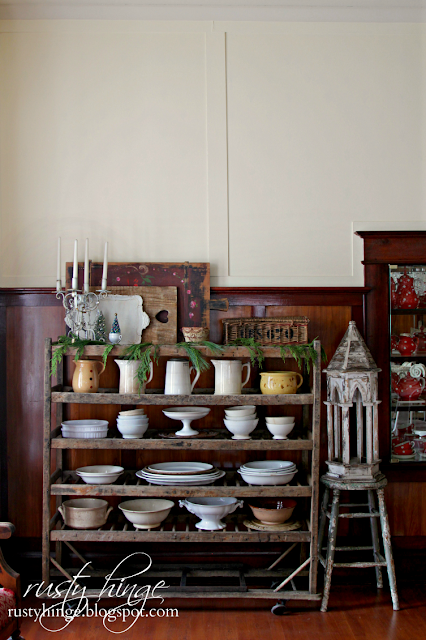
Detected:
left=42, top=339, right=321, bottom=611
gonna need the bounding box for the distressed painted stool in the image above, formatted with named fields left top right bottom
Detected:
left=318, top=473, right=399, bottom=612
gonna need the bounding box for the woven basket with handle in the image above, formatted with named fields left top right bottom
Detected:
left=222, top=317, right=309, bottom=346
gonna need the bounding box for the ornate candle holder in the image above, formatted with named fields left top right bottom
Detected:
left=56, top=287, right=110, bottom=340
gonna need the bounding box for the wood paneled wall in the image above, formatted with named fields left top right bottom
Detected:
left=1, top=286, right=424, bottom=552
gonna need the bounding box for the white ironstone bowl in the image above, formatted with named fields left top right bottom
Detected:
left=223, top=418, right=259, bottom=440
left=225, top=406, right=256, bottom=417
left=117, top=421, right=148, bottom=439
left=119, top=499, right=174, bottom=529
left=179, top=497, right=243, bottom=530
left=76, top=465, right=124, bottom=484
left=224, top=413, right=257, bottom=422
left=238, top=469, right=297, bottom=485
left=265, top=422, right=295, bottom=440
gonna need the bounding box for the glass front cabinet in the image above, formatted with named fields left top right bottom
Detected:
left=390, top=264, right=426, bottom=463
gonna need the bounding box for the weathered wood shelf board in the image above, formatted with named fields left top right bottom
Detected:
left=50, top=514, right=311, bottom=543
left=50, top=529, right=311, bottom=543
left=51, top=471, right=313, bottom=498
left=50, top=431, right=314, bottom=451
left=53, top=345, right=296, bottom=358
left=51, top=390, right=314, bottom=406
left=43, top=338, right=322, bottom=607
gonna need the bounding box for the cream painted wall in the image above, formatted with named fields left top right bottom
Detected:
left=0, top=21, right=425, bottom=288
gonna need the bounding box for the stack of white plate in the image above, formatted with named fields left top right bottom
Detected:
left=136, top=462, right=225, bottom=485
left=61, top=420, right=109, bottom=439
left=238, top=460, right=297, bottom=485
left=117, top=410, right=148, bottom=439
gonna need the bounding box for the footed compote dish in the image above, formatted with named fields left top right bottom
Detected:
left=162, top=406, right=210, bottom=437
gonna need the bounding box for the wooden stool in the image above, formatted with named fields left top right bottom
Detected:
left=318, top=473, right=399, bottom=612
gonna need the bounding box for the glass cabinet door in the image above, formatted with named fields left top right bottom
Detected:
left=390, top=264, right=426, bottom=462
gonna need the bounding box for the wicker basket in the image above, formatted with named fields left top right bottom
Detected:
left=222, top=317, right=309, bottom=346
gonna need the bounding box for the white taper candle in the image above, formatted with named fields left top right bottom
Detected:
left=72, top=239, right=78, bottom=290
left=101, top=241, right=108, bottom=290
left=84, top=238, right=89, bottom=293
left=56, top=237, right=61, bottom=292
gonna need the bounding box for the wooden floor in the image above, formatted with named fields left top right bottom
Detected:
left=18, top=583, right=426, bottom=639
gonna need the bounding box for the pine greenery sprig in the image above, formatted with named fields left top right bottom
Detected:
left=123, top=343, right=159, bottom=391
left=175, top=342, right=211, bottom=372
left=102, top=343, right=115, bottom=367
left=51, top=334, right=111, bottom=377
left=280, top=338, right=327, bottom=374
left=198, top=341, right=226, bottom=356
left=226, top=338, right=265, bottom=369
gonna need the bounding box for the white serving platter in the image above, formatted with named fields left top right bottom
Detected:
left=97, top=295, right=150, bottom=344
left=146, top=462, right=214, bottom=476
left=136, top=470, right=225, bottom=485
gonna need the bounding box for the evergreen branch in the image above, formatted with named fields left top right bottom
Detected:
left=226, top=338, right=265, bottom=369
left=199, top=341, right=225, bottom=355
left=102, top=343, right=115, bottom=367
left=123, top=343, right=158, bottom=392
left=51, top=334, right=107, bottom=376
left=280, top=337, right=327, bottom=374
left=175, top=342, right=211, bottom=372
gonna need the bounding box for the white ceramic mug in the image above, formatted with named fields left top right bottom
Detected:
left=164, top=358, right=200, bottom=395
left=115, top=359, right=153, bottom=394
left=211, top=360, right=251, bottom=395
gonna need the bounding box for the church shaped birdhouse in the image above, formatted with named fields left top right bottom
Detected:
left=324, top=321, right=381, bottom=481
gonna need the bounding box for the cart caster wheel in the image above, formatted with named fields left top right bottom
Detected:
left=271, top=600, right=288, bottom=616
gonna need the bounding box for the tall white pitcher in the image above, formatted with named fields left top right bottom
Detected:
left=211, top=360, right=251, bottom=395
left=164, top=358, right=200, bottom=395
left=115, top=360, right=153, bottom=394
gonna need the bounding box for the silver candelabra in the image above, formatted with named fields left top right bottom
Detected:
left=56, top=285, right=110, bottom=340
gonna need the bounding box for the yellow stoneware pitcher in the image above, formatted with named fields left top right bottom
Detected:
left=260, top=371, right=303, bottom=395
left=72, top=359, right=105, bottom=393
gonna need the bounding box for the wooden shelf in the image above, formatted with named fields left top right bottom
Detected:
left=51, top=430, right=314, bottom=451
left=50, top=514, right=311, bottom=543
left=51, top=389, right=314, bottom=406
left=53, top=344, right=303, bottom=358
left=50, top=471, right=312, bottom=498
left=43, top=337, right=321, bottom=602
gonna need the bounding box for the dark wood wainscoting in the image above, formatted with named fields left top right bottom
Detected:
left=1, top=285, right=424, bottom=575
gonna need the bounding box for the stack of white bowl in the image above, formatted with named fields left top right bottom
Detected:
left=223, top=405, right=259, bottom=440
left=61, top=419, right=109, bottom=439
left=265, top=416, right=295, bottom=440
left=117, top=409, right=148, bottom=439
left=238, top=460, right=297, bottom=485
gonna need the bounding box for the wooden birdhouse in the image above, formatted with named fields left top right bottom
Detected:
left=324, top=321, right=381, bottom=481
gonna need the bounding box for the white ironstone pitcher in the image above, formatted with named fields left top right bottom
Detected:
left=115, top=359, right=153, bottom=394
left=164, top=358, right=200, bottom=395
left=211, top=360, right=251, bottom=395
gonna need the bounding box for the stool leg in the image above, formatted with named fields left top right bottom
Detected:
left=377, top=488, right=400, bottom=611
left=317, top=487, right=330, bottom=558
left=320, top=489, right=340, bottom=613
left=368, top=490, right=383, bottom=589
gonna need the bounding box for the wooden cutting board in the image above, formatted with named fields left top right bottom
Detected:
left=90, top=285, right=177, bottom=344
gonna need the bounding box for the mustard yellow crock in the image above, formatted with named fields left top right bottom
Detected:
left=260, top=371, right=303, bottom=395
